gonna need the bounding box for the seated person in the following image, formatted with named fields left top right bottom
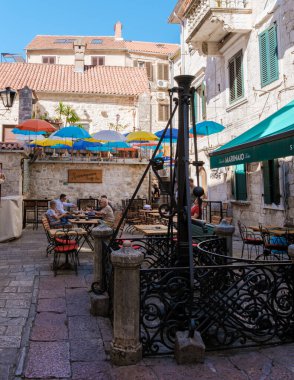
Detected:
left=95, top=198, right=115, bottom=227
left=55, top=194, right=77, bottom=220
left=191, top=198, right=200, bottom=219
left=85, top=204, right=96, bottom=217
left=100, top=195, right=115, bottom=211
left=46, top=200, right=72, bottom=227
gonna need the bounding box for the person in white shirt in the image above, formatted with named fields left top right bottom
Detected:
left=54, top=194, right=77, bottom=215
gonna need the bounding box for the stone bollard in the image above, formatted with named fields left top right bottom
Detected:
left=214, top=219, right=235, bottom=257
left=174, top=330, right=205, bottom=364
left=90, top=222, right=113, bottom=317
left=288, top=245, right=294, bottom=262
left=110, top=241, right=144, bottom=366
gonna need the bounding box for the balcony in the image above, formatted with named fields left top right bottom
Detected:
left=186, top=0, right=252, bottom=55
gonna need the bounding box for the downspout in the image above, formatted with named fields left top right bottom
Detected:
left=173, top=11, right=186, bottom=74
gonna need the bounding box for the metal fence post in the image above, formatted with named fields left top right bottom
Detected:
left=110, top=241, right=144, bottom=365
left=90, top=223, right=113, bottom=316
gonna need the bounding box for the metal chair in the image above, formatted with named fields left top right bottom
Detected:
left=259, top=226, right=288, bottom=257
left=52, top=230, right=79, bottom=276
left=238, top=221, right=263, bottom=258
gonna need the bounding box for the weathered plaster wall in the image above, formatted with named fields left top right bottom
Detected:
left=0, top=151, right=27, bottom=197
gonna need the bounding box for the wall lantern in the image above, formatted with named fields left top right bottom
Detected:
left=0, top=87, right=17, bottom=108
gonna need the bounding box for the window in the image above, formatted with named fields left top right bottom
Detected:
left=193, top=82, right=206, bottom=122
left=157, top=63, right=169, bottom=81
left=262, top=159, right=280, bottom=205
left=259, top=24, right=279, bottom=87
left=42, top=56, right=55, bottom=64
left=158, top=104, right=169, bottom=122
left=91, top=56, right=105, bottom=66
left=91, top=39, right=103, bottom=44
left=2, top=125, right=17, bottom=142
left=54, top=39, right=75, bottom=44
left=228, top=50, right=244, bottom=103
left=134, top=61, right=153, bottom=81
left=231, top=164, right=247, bottom=201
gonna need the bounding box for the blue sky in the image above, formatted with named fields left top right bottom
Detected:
left=1, top=0, right=179, bottom=57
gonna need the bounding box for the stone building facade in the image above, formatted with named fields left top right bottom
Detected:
left=169, top=0, right=294, bottom=228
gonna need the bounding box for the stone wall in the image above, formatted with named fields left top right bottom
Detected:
left=0, top=151, right=27, bottom=197
left=28, top=160, right=149, bottom=208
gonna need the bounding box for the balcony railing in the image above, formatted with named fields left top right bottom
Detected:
left=187, top=0, right=250, bottom=35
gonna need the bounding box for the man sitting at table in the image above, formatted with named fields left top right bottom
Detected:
left=54, top=194, right=77, bottom=223
left=46, top=201, right=72, bottom=227
left=95, top=198, right=115, bottom=227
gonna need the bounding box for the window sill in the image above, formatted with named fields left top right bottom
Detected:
left=263, top=204, right=285, bottom=211
left=230, top=200, right=251, bottom=206
left=226, top=98, right=248, bottom=112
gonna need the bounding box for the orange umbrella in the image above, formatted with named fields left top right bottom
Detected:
left=17, top=119, right=56, bottom=133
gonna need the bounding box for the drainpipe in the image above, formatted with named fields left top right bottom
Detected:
left=173, top=11, right=186, bottom=74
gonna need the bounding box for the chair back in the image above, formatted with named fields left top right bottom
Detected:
left=41, top=215, right=51, bottom=232
left=237, top=221, right=246, bottom=241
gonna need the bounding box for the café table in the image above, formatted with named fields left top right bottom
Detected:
left=71, top=218, right=101, bottom=250
left=48, top=227, right=88, bottom=257
left=249, top=225, right=294, bottom=236
left=134, top=224, right=177, bottom=236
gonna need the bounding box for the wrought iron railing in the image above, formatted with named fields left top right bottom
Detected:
left=140, top=262, right=294, bottom=355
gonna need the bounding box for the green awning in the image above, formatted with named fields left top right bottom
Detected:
left=210, top=100, right=294, bottom=168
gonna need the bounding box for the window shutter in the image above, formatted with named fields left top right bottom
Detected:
left=193, top=91, right=198, bottom=123
left=163, top=64, right=169, bottom=80
left=157, top=63, right=163, bottom=80
left=145, top=62, right=153, bottom=81
left=268, top=24, right=279, bottom=82
left=259, top=24, right=279, bottom=87
left=98, top=57, right=105, bottom=65
left=235, top=164, right=247, bottom=201
left=42, top=57, right=48, bottom=63
left=158, top=104, right=164, bottom=121
left=263, top=160, right=272, bottom=204
left=235, top=54, right=243, bottom=99
left=272, top=159, right=280, bottom=205
left=133, top=60, right=138, bottom=67
left=201, top=82, right=207, bottom=120
left=229, top=59, right=236, bottom=103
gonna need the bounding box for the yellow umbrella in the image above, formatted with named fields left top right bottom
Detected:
left=30, top=138, right=73, bottom=147
left=126, top=131, right=158, bottom=142
left=85, top=137, right=103, bottom=143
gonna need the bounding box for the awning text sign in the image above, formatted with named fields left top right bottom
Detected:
left=210, top=135, right=294, bottom=168
left=68, top=169, right=103, bottom=183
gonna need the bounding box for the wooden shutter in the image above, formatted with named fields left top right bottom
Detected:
left=201, top=82, right=207, bottom=120
left=193, top=91, right=198, bottom=123
left=229, top=51, right=244, bottom=103
left=158, top=104, right=168, bottom=122
left=158, top=104, right=164, bottom=121
left=272, top=159, right=280, bottom=205
left=145, top=62, right=153, bottom=81
left=157, top=63, right=169, bottom=80
left=133, top=60, right=138, bottom=67
left=259, top=24, right=279, bottom=87
left=234, top=164, right=247, bottom=201
left=42, top=56, right=48, bottom=64
left=262, top=160, right=272, bottom=204
left=98, top=57, right=105, bottom=65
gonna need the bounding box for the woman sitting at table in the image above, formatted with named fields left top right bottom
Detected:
left=46, top=201, right=72, bottom=228
left=191, top=198, right=200, bottom=219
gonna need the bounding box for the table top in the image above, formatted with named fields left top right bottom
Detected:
left=249, top=226, right=294, bottom=236
left=71, top=219, right=100, bottom=224
left=49, top=228, right=87, bottom=237
left=134, top=224, right=176, bottom=236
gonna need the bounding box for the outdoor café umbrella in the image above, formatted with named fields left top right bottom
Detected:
left=92, top=130, right=126, bottom=142
left=155, top=128, right=179, bottom=140
left=29, top=138, right=73, bottom=147
left=126, top=131, right=158, bottom=142
left=12, top=128, right=46, bottom=136
left=72, top=140, right=102, bottom=150
left=17, top=119, right=56, bottom=133
left=54, top=126, right=91, bottom=139
left=189, top=120, right=225, bottom=148
left=15, top=134, right=45, bottom=142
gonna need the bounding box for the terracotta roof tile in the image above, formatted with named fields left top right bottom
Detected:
left=0, top=142, right=23, bottom=150
left=0, top=63, right=150, bottom=96
left=26, top=35, right=179, bottom=56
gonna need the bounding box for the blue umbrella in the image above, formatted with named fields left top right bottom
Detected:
left=107, top=141, right=131, bottom=149
left=54, top=126, right=91, bottom=139
left=155, top=128, right=179, bottom=139
left=73, top=140, right=102, bottom=150
left=50, top=144, right=72, bottom=149
left=87, top=146, right=112, bottom=152
left=189, top=121, right=225, bottom=136
left=12, top=128, right=46, bottom=135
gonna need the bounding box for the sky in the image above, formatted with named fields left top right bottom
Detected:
left=1, top=0, right=180, bottom=57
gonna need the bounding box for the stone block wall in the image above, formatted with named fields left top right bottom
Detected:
left=0, top=151, right=27, bottom=197
left=28, top=161, right=149, bottom=208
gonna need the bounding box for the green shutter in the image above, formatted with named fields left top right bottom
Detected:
left=229, top=51, right=244, bottom=103
left=263, top=160, right=272, bottom=204
left=194, top=91, right=198, bottom=123
left=259, top=24, right=279, bottom=87
left=235, top=164, right=247, bottom=201
left=272, top=159, right=280, bottom=205
left=201, top=82, right=207, bottom=120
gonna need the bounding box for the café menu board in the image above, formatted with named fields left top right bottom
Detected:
left=68, top=169, right=102, bottom=183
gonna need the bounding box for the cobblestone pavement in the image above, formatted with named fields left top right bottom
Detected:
left=0, top=228, right=293, bottom=379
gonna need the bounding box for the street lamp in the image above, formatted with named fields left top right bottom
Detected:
left=0, top=87, right=17, bottom=108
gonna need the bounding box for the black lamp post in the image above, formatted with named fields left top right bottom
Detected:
left=0, top=87, right=17, bottom=108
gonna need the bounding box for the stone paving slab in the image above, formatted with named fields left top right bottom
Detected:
left=1, top=227, right=294, bottom=380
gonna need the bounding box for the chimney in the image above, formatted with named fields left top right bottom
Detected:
left=114, top=21, right=123, bottom=40
left=73, top=38, right=86, bottom=73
